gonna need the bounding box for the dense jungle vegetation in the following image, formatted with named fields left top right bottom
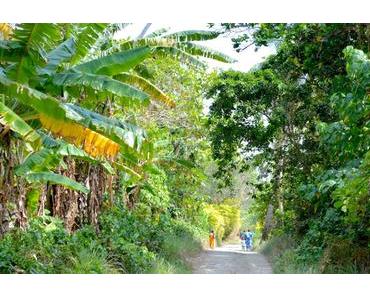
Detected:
left=0, top=23, right=369, bottom=274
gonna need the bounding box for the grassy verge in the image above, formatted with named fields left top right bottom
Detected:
left=0, top=210, right=207, bottom=274
left=259, top=234, right=369, bottom=273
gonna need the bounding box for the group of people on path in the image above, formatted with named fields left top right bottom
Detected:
left=208, top=229, right=254, bottom=251
left=239, top=229, right=253, bottom=251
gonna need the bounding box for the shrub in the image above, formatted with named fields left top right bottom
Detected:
left=0, top=215, right=114, bottom=273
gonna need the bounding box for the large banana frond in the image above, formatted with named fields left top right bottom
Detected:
left=9, top=24, right=63, bottom=82
left=15, top=148, right=61, bottom=176
left=0, top=75, right=133, bottom=161
left=74, top=46, right=151, bottom=76
left=115, top=72, right=175, bottom=107
left=38, top=37, right=76, bottom=75
left=69, top=23, right=108, bottom=65
left=119, top=30, right=221, bottom=50
left=25, top=172, right=89, bottom=194
left=16, top=138, right=114, bottom=176
left=0, top=75, right=147, bottom=162
left=57, top=142, right=114, bottom=174
left=39, top=114, right=120, bottom=160
left=52, top=71, right=149, bottom=104
left=0, top=74, right=68, bottom=120
left=180, top=42, right=236, bottom=63
left=65, top=103, right=146, bottom=150
left=12, top=23, right=62, bottom=55
left=63, top=103, right=145, bottom=165
left=153, top=46, right=206, bottom=67
left=161, top=30, right=220, bottom=42
left=0, top=101, right=41, bottom=148
left=145, top=28, right=170, bottom=38
left=0, top=40, right=24, bottom=63
left=118, top=30, right=234, bottom=65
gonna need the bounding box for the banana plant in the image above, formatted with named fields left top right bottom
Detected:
left=0, top=23, right=233, bottom=194
left=118, top=28, right=237, bottom=66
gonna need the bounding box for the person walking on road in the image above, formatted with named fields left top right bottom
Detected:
left=245, top=229, right=253, bottom=251
left=209, top=230, right=215, bottom=249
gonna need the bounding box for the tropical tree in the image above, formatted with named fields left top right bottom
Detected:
left=207, top=23, right=369, bottom=272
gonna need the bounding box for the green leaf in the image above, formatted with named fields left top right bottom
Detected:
left=115, top=72, right=174, bottom=107
left=15, top=148, right=61, bottom=176
left=0, top=101, right=41, bottom=148
left=0, top=74, right=67, bottom=120
left=56, top=142, right=114, bottom=174
left=74, top=46, right=151, bottom=76
left=69, top=23, right=108, bottom=65
left=38, top=37, right=76, bottom=75
left=25, top=172, right=89, bottom=194
left=10, top=24, right=63, bottom=83
left=180, top=42, right=236, bottom=63
left=53, top=71, right=149, bottom=104
left=12, top=23, right=62, bottom=56
left=153, top=46, right=206, bottom=67
left=162, top=30, right=220, bottom=42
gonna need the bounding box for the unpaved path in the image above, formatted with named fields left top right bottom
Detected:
left=190, top=243, right=272, bottom=274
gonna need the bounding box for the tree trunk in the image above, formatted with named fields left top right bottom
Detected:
left=262, top=203, right=274, bottom=241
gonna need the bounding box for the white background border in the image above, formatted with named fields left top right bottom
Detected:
left=1, top=0, right=370, bottom=22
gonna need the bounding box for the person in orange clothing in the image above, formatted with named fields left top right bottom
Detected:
left=209, top=230, right=215, bottom=249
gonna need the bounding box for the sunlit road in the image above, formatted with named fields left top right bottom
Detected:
left=191, top=244, right=272, bottom=274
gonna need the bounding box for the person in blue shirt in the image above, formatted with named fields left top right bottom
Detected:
left=245, top=229, right=253, bottom=251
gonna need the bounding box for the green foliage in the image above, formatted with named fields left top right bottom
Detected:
left=25, top=188, right=40, bottom=217
left=98, top=202, right=205, bottom=273
left=208, top=24, right=370, bottom=273
left=0, top=204, right=207, bottom=274
left=204, top=199, right=241, bottom=244
left=0, top=215, right=116, bottom=273
left=0, top=23, right=236, bottom=275
left=0, top=101, right=41, bottom=149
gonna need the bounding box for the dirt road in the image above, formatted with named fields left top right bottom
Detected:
left=190, top=243, right=273, bottom=274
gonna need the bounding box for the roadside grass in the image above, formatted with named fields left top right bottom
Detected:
left=259, top=234, right=369, bottom=273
